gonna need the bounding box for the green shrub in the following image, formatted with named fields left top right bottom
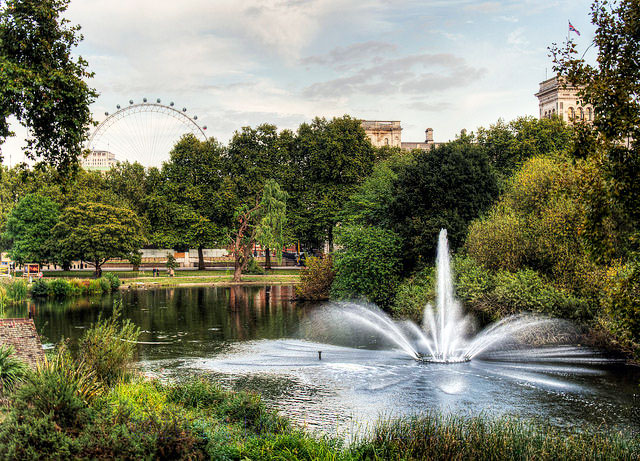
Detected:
left=69, top=278, right=85, bottom=295
left=165, top=254, right=178, bottom=270
left=13, top=344, right=102, bottom=430
left=99, top=277, right=111, bottom=293
left=87, top=279, right=103, bottom=295
left=6, top=279, right=28, bottom=301
left=296, top=255, right=335, bottom=301
left=243, top=257, right=265, bottom=275
left=600, top=261, right=640, bottom=358
left=78, top=303, right=140, bottom=386
left=331, top=225, right=402, bottom=308
left=391, top=267, right=435, bottom=323
left=0, top=412, right=76, bottom=460
left=492, top=269, right=590, bottom=319
left=102, top=273, right=121, bottom=292
left=30, top=279, right=49, bottom=298
left=0, top=345, right=27, bottom=395
left=49, top=278, right=71, bottom=298
left=167, top=378, right=286, bottom=434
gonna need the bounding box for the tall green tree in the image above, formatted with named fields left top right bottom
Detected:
left=230, top=181, right=287, bottom=281
left=475, top=116, right=574, bottom=178
left=52, top=202, right=145, bottom=276
left=255, top=179, right=288, bottom=269
left=551, top=0, right=640, bottom=263
left=1, top=193, right=59, bottom=265
left=290, top=115, right=376, bottom=249
left=153, top=134, right=228, bottom=269
left=0, top=0, right=97, bottom=171
left=390, top=140, right=499, bottom=270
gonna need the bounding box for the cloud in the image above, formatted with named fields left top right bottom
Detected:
left=303, top=53, right=486, bottom=98
left=301, top=41, right=398, bottom=70
left=464, top=2, right=501, bottom=13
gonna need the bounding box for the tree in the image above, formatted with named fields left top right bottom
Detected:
left=331, top=225, right=402, bottom=308
left=0, top=0, right=97, bottom=171
left=154, top=134, right=228, bottom=269
left=52, top=203, right=145, bottom=276
left=290, top=115, right=376, bottom=249
left=230, top=181, right=287, bottom=281
left=475, top=116, right=574, bottom=178
left=390, top=140, right=499, bottom=270
left=1, top=193, right=59, bottom=265
left=551, top=0, right=640, bottom=263
left=255, top=179, right=288, bottom=269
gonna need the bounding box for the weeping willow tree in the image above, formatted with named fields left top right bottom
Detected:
left=231, top=180, right=288, bottom=281
left=255, top=179, right=288, bottom=270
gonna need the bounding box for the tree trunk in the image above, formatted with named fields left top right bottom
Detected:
left=265, top=246, right=271, bottom=270
left=62, top=262, right=71, bottom=271
left=233, top=241, right=253, bottom=282
left=198, top=246, right=205, bottom=271
left=94, top=260, right=101, bottom=278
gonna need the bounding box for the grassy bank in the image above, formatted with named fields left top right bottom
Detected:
left=38, top=269, right=301, bottom=278
left=0, top=375, right=636, bottom=460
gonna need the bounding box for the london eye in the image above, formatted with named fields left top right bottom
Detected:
left=87, top=99, right=207, bottom=167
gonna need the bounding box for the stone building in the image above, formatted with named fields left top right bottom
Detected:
left=82, top=150, right=118, bottom=171
left=535, top=76, right=594, bottom=123
left=361, top=120, right=440, bottom=150
left=361, top=120, right=403, bottom=148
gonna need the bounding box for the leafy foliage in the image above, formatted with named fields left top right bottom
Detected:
left=78, top=303, right=140, bottom=386
left=255, top=179, right=288, bottom=266
left=331, top=225, right=402, bottom=308
left=0, top=345, right=27, bottom=395
left=2, top=194, right=59, bottom=265
left=390, top=140, right=499, bottom=270
left=0, top=0, right=97, bottom=171
left=52, top=202, right=145, bottom=274
left=296, top=255, right=335, bottom=301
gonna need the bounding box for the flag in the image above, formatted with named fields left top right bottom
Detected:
left=569, top=21, right=581, bottom=36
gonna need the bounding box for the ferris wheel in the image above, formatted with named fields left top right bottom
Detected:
left=87, top=98, right=208, bottom=168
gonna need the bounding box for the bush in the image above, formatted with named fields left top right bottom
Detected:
left=79, top=303, right=140, bottom=386
left=243, top=257, right=265, bottom=275
left=49, top=278, right=71, bottom=298
left=69, top=278, right=85, bottom=295
left=296, top=255, right=335, bottom=301
left=0, top=345, right=27, bottom=395
left=391, top=267, right=435, bottom=322
left=13, top=344, right=102, bottom=430
left=30, top=279, right=49, bottom=298
left=6, top=279, right=28, bottom=301
left=99, top=277, right=111, bottom=293
left=87, top=279, right=103, bottom=295
left=600, top=261, right=640, bottom=358
left=102, top=273, right=121, bottom=292
left=331, top=225, right=402, bottom=308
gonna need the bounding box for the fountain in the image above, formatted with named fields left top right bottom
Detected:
left=308, top=229, right=574, bottom=363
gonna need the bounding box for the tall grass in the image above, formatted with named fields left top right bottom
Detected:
left=78, top=302, right=140, bottom=386
left=352, top=413, right=640, bottom=461
left=0, top=346, right=27, bottom=395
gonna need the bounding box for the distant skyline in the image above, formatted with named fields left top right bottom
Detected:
left=2, top=0, right=596, bottom=166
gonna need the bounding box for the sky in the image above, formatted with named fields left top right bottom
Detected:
left=2, top=0, right=597, bottom=166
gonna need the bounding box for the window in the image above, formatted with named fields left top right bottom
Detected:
left=384, top=138, right=389, bottom=146
left=578, top=107, right=584, bottom=121
left=568, top=107, right=575, bottom=121
left=587, top=107, right=593, bottom=121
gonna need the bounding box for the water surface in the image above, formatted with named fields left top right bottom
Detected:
left=5, top=285, right=639, bottom=436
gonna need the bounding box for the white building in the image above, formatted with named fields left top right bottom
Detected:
left=82, top=150, right=118, bottom=171
left=535, top=76, right=594, bottom=123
